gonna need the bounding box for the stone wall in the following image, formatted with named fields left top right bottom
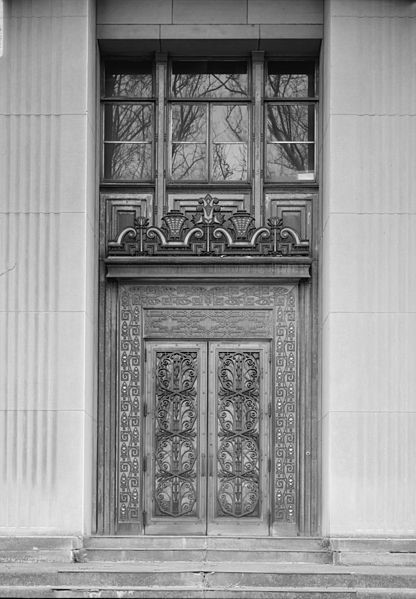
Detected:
left=321, top=0, right=416, bottom=535
left=0, top=0, right=97, bottom=535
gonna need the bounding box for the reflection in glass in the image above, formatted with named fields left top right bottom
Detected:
left=266, top=143, right=314, bottom=181
left=171, top=104, right=207, bottom=142
left=212, top=105, right=248, bottom=142
left=105, top=62, right=153, bottom=97
left=266, top=61, right=314, bottom=98
left=212, top=144, right=247, bottom=181
left=104, top=143, right=152, bottom=180
left=171, top=61, right=248, bottom=98
left=267, top=104, right=314, bottom=143
left=105, top=104, right=153, bottom=142
left=171, top=143, right=206, bottom=180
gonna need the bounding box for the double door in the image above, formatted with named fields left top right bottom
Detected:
left=144, top=341, right=271, bottom=535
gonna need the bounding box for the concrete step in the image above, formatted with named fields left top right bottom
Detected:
left=0, top=586, right=355, bottom=598
left=1, top=586, right=416, bottom=599
left=331, top=539, right=416, bottom=567
left=51, top=586, right=359, bottom=598
left=0, top=537, right=80, bottom=564
left=82, top=536, right=332, bottom=564
left=84, top=535, right=327, bottom=550
left=82, top=548, right=332, bottom=564
left=2, top=563, right=416, bottom=590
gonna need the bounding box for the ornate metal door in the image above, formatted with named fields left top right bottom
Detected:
left=144, top=341, right=270, bottom=535
left=207, top=342, right=270, bottom=535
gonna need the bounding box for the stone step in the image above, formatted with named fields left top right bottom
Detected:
left=336, top=552, right=416, bottom=566
left=82, top=548, right=332, bottom=564
left=51, top=586, right=359, bottom=598
left=330, top=539, right=416, bottom=567
left=0, top=537, right=79, bottom=564
left=1, top=586, right=416, bottom=599
left=3, top=563, right=416, bottom=589
left=84, top=535, right=326, bottom=550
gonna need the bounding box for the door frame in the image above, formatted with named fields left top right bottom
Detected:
left=96, top=275, right=318, bottom=537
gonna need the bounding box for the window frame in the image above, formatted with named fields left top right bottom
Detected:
left=263, top=58, right=319, bottom=185
left=167, top=58, right=252, bottom=185
left=99, top=55, right=319, bottom=208
left=101, top=60, right=156, bottom=184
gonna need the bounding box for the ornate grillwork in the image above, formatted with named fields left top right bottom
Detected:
left=216, top=351, right=260, bottom=518
left=154, top=351, right=199, bottom=518
left=108, top=194, right=309, bottom=257
left=275, top=290, right=297, bottom=523
left=118, top=296, right=141, bottom=523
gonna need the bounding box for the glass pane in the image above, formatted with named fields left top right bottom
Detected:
left=104, top=143, right=152, bottom=180
left=171, top=104, right=207, bottom=143
left=212, top=143, right=247, bottom=181
left=266, top=104, right=314, bottom=143
left=266, top=61, right=314, bottom=98
left=171, top=143, right=206, bottom=180
left=212, top=105, right=248, bottom=142
left=105, top=62, right=153, bottom=97
left=266, top=143, right=315, bottom=181
left=105, top=104, right=153, bottom=142
left=171, top=61, right=248, bottom=98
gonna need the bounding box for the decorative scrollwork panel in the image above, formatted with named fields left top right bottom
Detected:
left=153, top=351, right=199, bottom=518
left=216, top=351, right=261, bottom=518
left=108, top=194, right=309, bottom=258
left=274, top=290, right=297, bottom=524
left=118, top=295, right=142, bottom=523
left=144, top=309, right=273, bottom=338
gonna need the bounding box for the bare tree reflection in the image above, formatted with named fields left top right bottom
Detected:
left=105, top=104, right=153, bottom=179
left=171, top=102, right=248, bottom=181
left=266, top=70, right=314, bottom=179
left=171, top=72, right=247, bottom=99
left=171, top=104, right=206, bottom=179
left=212, top=105, right=247, bottom=181
left=106, top=67, right=152, bottom=98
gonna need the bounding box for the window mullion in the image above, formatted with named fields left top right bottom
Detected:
left=252, top=51, right=264, bottom=226
left=207, top=102, right=211, bottom=182
left=155, top=53, right=167, bottom=224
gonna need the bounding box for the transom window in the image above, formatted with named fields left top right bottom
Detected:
left=101, top=56, right=318, bottom=191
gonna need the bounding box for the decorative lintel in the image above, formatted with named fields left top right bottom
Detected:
left=107, top=194, right=310, bottom=259
left=105, top=260, right=311, bottom=281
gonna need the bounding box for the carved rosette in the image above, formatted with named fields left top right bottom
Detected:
left=274, top=290, right=297, bottom=523
left=118, top=292, right=142, bottom=523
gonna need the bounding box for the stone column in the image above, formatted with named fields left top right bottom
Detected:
left=0, top=0, right=96, bottom=535
left=321, top=0, right=416, bottom=535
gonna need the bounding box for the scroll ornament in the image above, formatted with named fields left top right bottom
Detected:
left=108, top=194, right=309, bottom=257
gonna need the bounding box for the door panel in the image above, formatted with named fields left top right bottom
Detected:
left=144, top=342, right=207, bottom=534
left=208, top=342, right=270, bottom=535
left=144, top=340, right=270, bottom=535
